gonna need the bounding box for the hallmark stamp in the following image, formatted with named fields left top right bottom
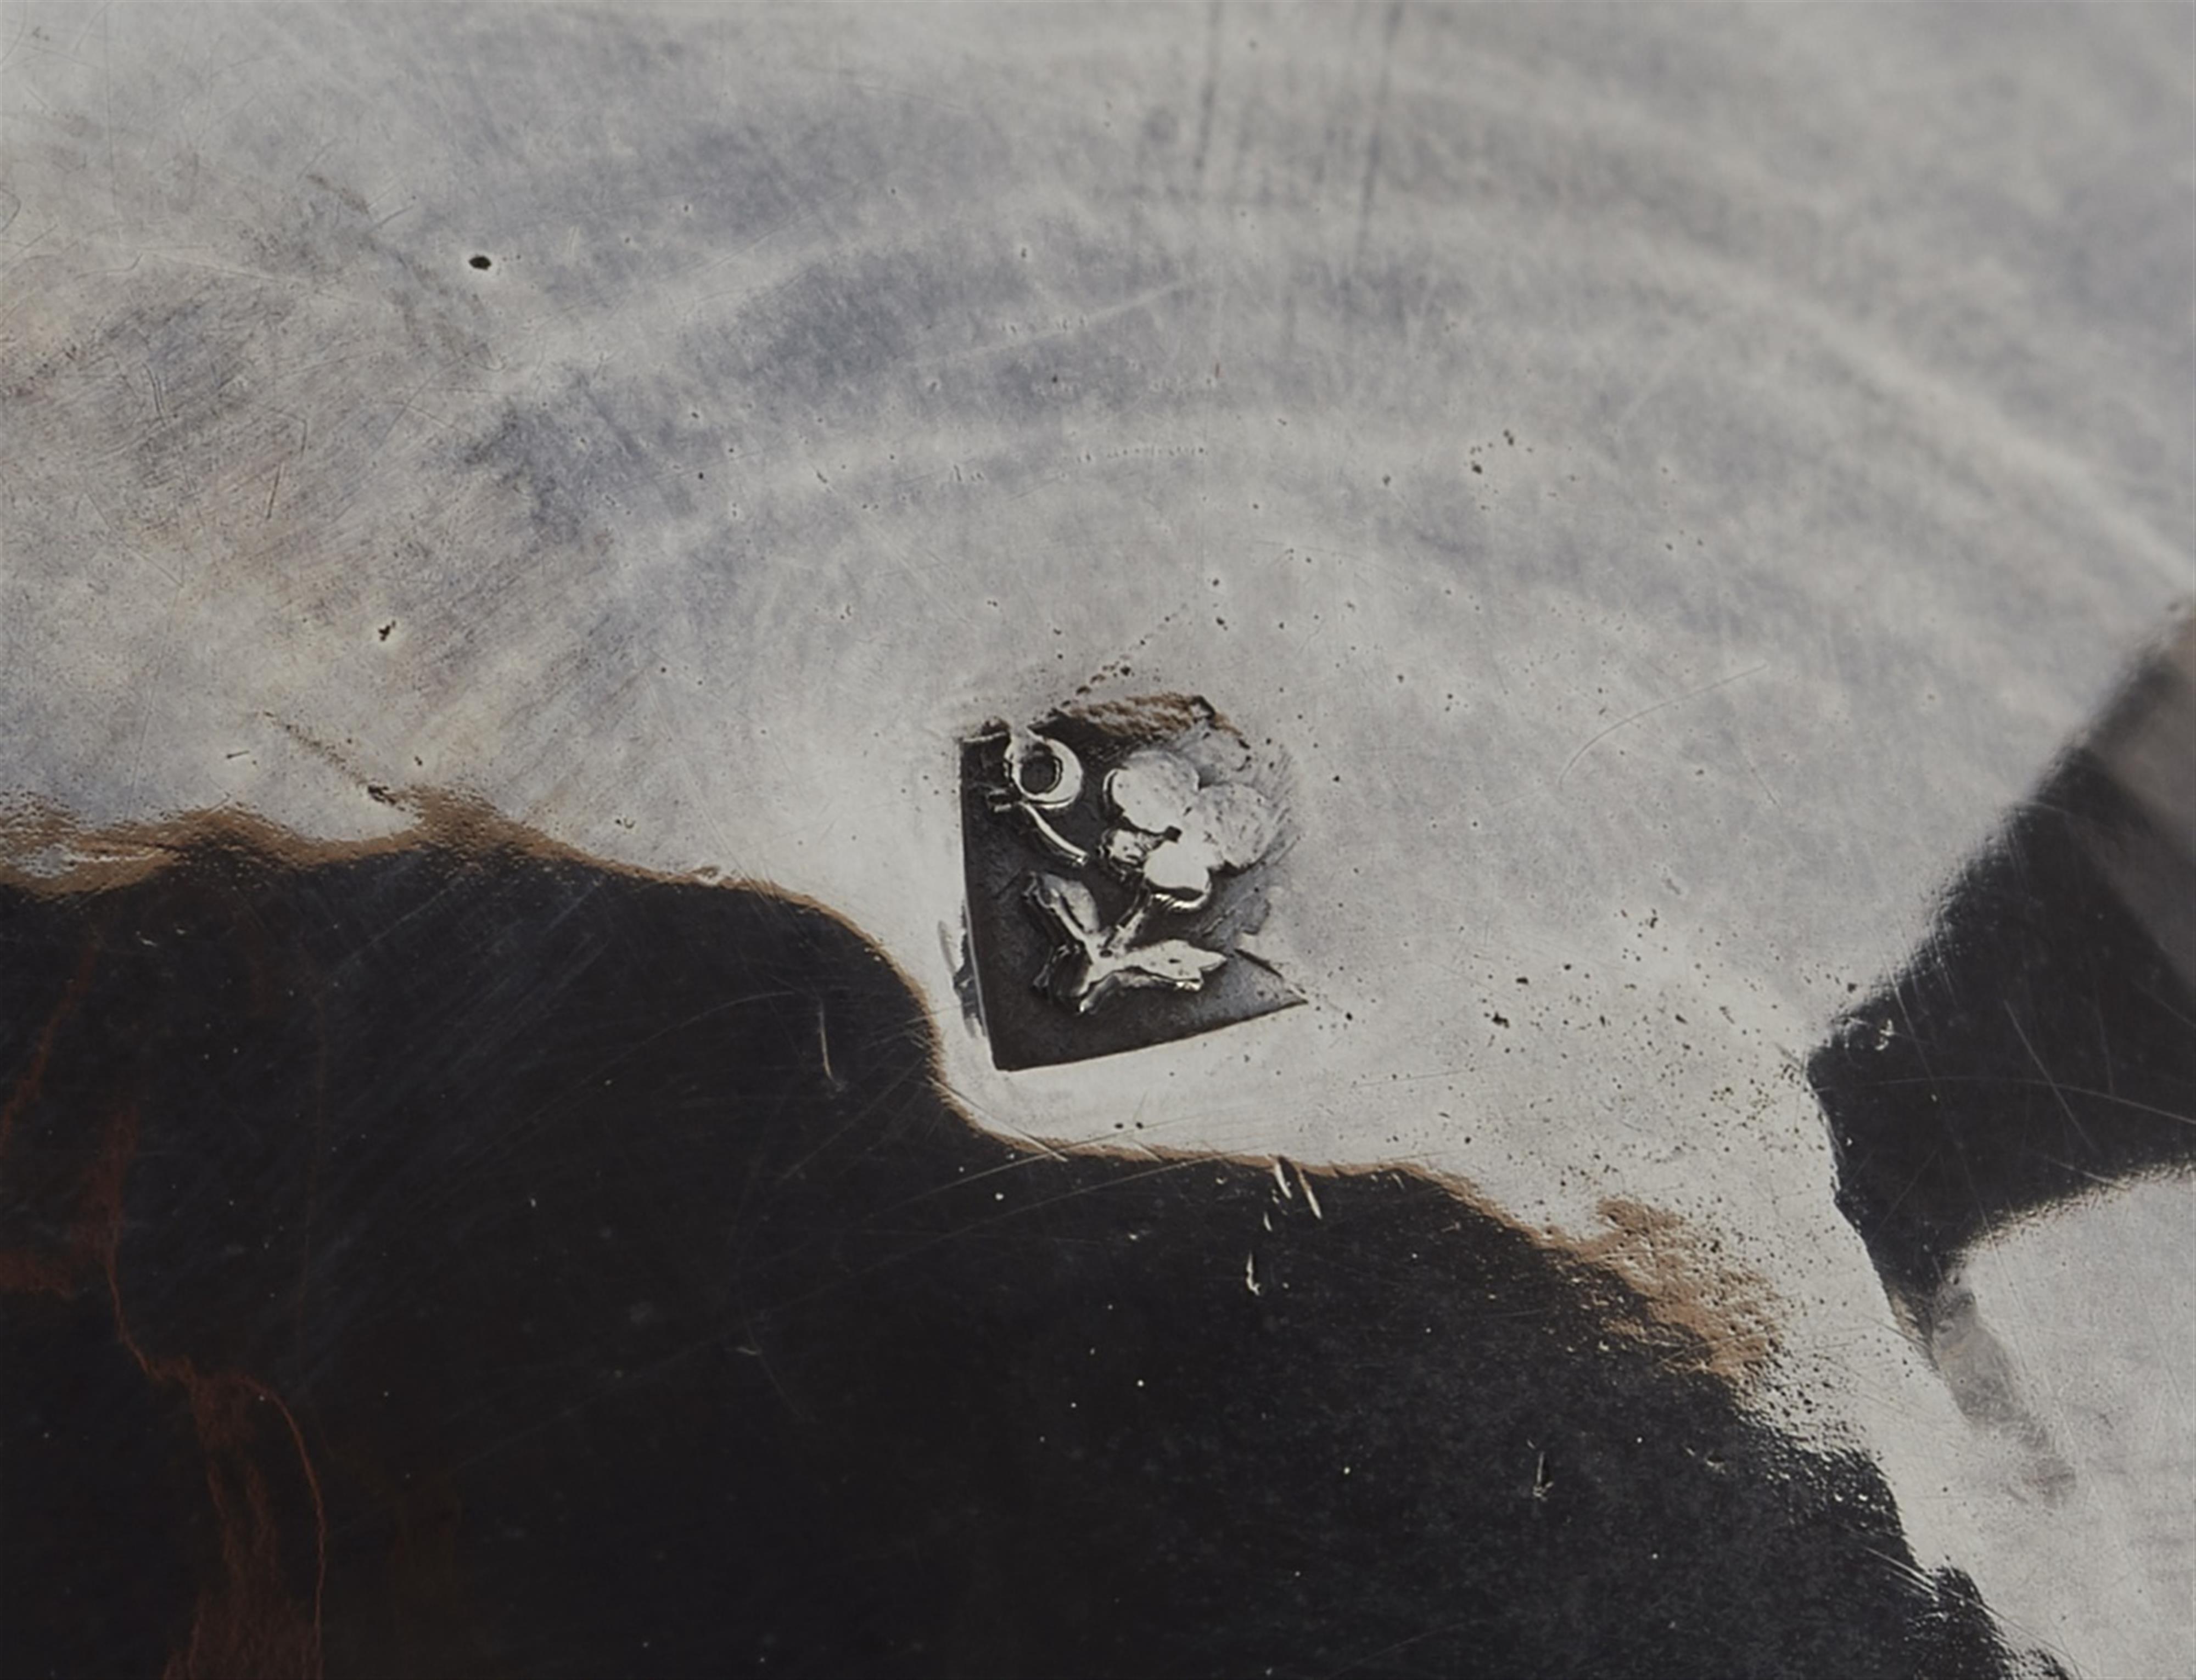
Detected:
left=960, top=695, right=1298, bottom=1069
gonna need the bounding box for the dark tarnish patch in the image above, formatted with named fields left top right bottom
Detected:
left=1809, top=617, right=2196, bottom=1320
left=724, top=243, right=962, bottom=415
left=458, top=401, right=607, bottom=550
left=3, top=808, right=2055, bottom=1679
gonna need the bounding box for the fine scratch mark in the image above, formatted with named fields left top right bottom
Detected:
left=1555, top=662, right=1769, bottom=790
left=1294, top=1159, right=1325, bottom=1220
left=1353, top=1, right=1404, bottom=269
left=815, top=996, right=844, bottom=1094
left=2003, top=1001, right=2098, bottom=1157
left=102, top=4, right=119, bottom=229
left=1736, top=742, right=1784, bottom=812
left=737, top=1322, right=817, bottom=1428
left=1610, top=313, right=1716, bottom=453
left=1190, top=1, right=1222, bottom=186
left=1320, top=1607, right=1495, bottom=1679
left=1244, top=1252, right=1263, bottom=1296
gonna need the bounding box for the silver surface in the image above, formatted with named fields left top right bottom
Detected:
left=5, top=5, right=2191, bottom=1671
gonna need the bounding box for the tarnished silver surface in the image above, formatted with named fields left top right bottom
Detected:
left=4, top=5, right=2191, bottom=1671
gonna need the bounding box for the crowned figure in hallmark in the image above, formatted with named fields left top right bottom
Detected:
left=959, top=695, right=1301, bottom=1070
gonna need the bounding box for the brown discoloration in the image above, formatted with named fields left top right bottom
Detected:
left=981, top=1140, right=1789, bottom=1395
left=1292, top=1161, right=1784, bottom=1389
left=0, top=939, right=98, bottom=1164
left=89, top=1107, right=329, bottom=1680
left=1566, top=1197, right=1782, bottom=1389
left=1, top=796, right=445, bottom=896
left=2, top=791, right=704, bottom=899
